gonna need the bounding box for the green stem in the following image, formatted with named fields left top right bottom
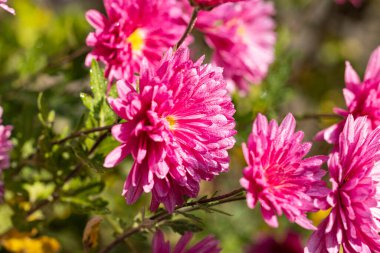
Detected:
left=51, top=124, right=114, bottom=145
left=99, top=188, right=246, bottom=253
left=26, top=130, right=109, bottom=218
left=174, top=7, right=199, bottom=50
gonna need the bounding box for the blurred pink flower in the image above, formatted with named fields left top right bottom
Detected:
left=0, top=107, right=12, bottom=200
left=0, top=0, right=15, bottom=15
left=240, top=113, right=329, bottom=229
left=104, top=47, right=236, bottom=212
left=152, top=230, right=221, bottom=253
left=316, top=47, right=380, bottom=144
left=0, top=107, right=12, bottom=171
left=246, top=231, right=303, bottom=253
left=85, top=0, right=186, bottom=82
left=335, top=0, right=362, bottom=7
left=306, top=115, right=380, bottom=253
left=191, top=0, right=246, bottom=9
left=196, top=0, right=276, bottom=92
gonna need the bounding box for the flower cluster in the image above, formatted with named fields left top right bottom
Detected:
left=104, top=47, right=236, bottom=212
left=304, top=46, right=380, bottom=253
left=87, top=0, right=276, bottom=92
left=0, top=0, right=15, bottom=15
left=306, top=116, right=380, bottom=252
left=85, top=0, right=380, bottom=251
left=240, top=113, right=328, bottom=229
left=317, top=47, right=380, bottom=144
left=86, top=0, right=186, bottom=82
left=0, top=107, right=12, bottom=200
left=196, top=0, right=276, bottom=92
left=152, top=230, right=221, bottom=253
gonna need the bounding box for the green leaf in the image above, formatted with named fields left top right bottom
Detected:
left=90, top=60, right=108, bottom=103
left=61, top=177, right=108, bottom=214
left=80, top=93, right=93, bottom=111
left=23, top=181, right=55, bottom=203
left=81, top=60, right=116, bottom=126
left=0, top=205, right=14, bottom=234
left=175, top=211, right=204, bottom=225
left=163, top=219, right=203, bottom=235
left=37, top=92, right=48, bottom=126
left=37, top=92, right=55, bottom=128
left=71, top=141, right=105, bottom=172
left=204, top=206, right=233, bottom=216
left=63, top=177, right=104, bottom=196
left=61, top=196, right=109, bottom=214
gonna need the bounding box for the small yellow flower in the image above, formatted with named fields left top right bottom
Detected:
left=0, top=229, right=60, bottom=253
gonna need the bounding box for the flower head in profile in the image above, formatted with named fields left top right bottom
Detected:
left=196, top=0, right=276, bottom=92
left=152, top=230, right=221, bottom=253
left=86, top=0, right=186, bottom=82
left=246, top=231, right=303, bottom=253
left=190, top=0, right=246, bottom=9
left=240, top=113, right=329, bottom=229
left=316, top=47, right=380, bottom=144
left=306, top=115, right=380, bottom=253
left=0, top=0, right=15, bottom=15
left=104, top=47, right=236, bottom=212
left=0, top=107, right=12, bottom=200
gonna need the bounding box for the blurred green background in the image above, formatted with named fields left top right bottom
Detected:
left=0, top=0, right=379, bottom=252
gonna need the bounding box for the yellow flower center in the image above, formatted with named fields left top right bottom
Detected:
left=237, top=25, right=246, bottom=37
left=166, top=116, right=176, bottom=130
left=310, top=208, right=331, bottom=227
left=223, top=19, right=246, bottom=39
left=127, top=29, right=144, bottom=52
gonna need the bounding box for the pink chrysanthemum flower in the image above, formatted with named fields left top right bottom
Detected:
left=85, top=0, right=186, bottom=82
left=0, top=107, right=12, bottom=171
left=191, top=0, right=246, bottom=9
left=246, top=231, right=303, bottom=253
left=104, top=47, right=236, bottom=212
left=152, top=230, right=221, bottom=253
left=240, top=113, right=329, bottom=229
left=0, top=107, right=12, bottom=200
left=306, top=115, right=380, bottom=253
left=335, top=0, right=362, bottom=7
left=0, top=0, right=15, bottom=15
left=316, top=47, right=380, bottom=144
left=196, top=0, right=276, bottom=92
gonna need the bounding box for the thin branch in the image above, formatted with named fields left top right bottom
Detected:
left=49, top=46, right=89, bottom=69
left=99, top=226, right=142, bottom=253
left=25, top=194, right=58, bottom=217
left=181, top=188, right=245, bottom=208
left=26, top=130, right=110, bottom=218
left=175, top=196, right=246, bottom=216
left=206, top=196, right=246, bottom=207
left=148, top=188, right=245, bottom=220
left=99, top=188, right=246, bottom=253
left=174, top=7, right=199, bottom=50
left=51, top=124, right=114, bottom=145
